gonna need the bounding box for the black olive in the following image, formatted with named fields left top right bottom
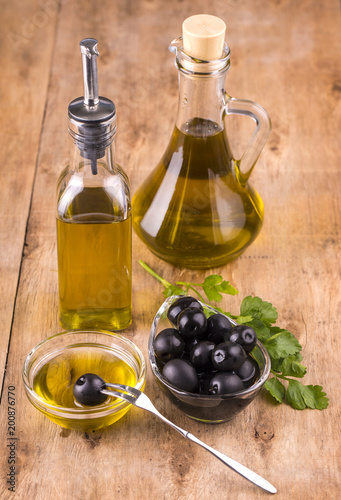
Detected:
left=233, top=357, right=257, bottom=385
left=153, top=328, right=185, bottom=362
left=208, top=372, right=244, bottom=395
left=177, top=308, right=207, bottom=339
left=189, top=341, right=215, bottom=372
left=167, top=296, right=203, bottom=326
left=183, top=336, right=201, bottom=355
left=73, top=373, right=107, bottom=406
left=162, top=359, right=198, bottom=392
left=212, top=341, right=247, bottom=371
left=228, top=325, right=257, bottom=353
left=206, top=313, right=232, bottom=344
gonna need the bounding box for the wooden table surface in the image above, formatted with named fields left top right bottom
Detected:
left=1, top=0, right=340, bottom=498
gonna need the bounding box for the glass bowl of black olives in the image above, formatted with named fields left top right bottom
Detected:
left=148, top=296, right=271, bottom=423
left=23, top=330, right=146, bottom=431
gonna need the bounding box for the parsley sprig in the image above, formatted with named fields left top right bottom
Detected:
left=140, top=260, right=328, bottom=411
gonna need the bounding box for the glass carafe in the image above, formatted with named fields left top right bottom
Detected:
left=132, top=36, right=271, bottom=269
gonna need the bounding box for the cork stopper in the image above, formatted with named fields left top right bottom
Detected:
left=182, top=15, right=226, bottom=61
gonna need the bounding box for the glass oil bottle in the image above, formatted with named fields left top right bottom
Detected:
left=56, top=38, right=132, bottom=331
left=132, top=15, right=271, bottom=269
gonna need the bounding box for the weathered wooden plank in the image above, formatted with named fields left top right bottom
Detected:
left=0, top=0, right=59, bottom=394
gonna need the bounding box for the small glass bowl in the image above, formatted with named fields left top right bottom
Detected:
left=23, top=330, right=146, bottom=431
left=148, top=296, right=271, bottom=424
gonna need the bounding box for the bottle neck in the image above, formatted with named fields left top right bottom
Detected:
left=68, top=112, right=117, bottom=175
left=175, top=70, right=227, bottom=133
left=69, top=138, right=116, bottom=178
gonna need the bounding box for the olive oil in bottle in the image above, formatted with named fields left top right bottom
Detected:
left=57, top=38, right=132, bottom=330
left=57, top=199, right=132, bottom=331
left=133, top=118, right=264, bottom=269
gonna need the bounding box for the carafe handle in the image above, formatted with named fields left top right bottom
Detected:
left=224, top=93, right=271, bottom=182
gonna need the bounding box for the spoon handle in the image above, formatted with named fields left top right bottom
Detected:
left=134, top=393, right=276, bottom=494
left=186, top=432, right=277, bottom=494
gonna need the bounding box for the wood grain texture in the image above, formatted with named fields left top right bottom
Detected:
left=1, top=0, right=340, bottom=499
left=0, top=0, right=59, bottom=394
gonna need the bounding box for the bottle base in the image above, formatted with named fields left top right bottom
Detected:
left=59, top=306, right=132, bottom=332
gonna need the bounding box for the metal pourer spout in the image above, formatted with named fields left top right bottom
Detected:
left=80, top=38, right=100, bottom=175
left=80, top=38, right=100, bottom=107
left=68, top=38, right=116, bottom=177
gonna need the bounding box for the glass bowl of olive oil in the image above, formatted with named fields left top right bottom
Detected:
left=23, top=331, right=146, bottom=431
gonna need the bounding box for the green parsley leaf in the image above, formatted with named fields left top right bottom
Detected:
left=270, top=358, right=284, bottom=373
left=286, top=380, right=329, bottom=410
left=202, top=274, right=223, bottom=286
left=270, top=352, right=303, bottom=373
left=163, top=284, right=186, bottom=298
left=264, top=329, right=302, bottom=359
left=214, top=280, right=239, bottom=295
left=240, top=296, right=278, bottom=327
left=202, top=275, right=238, bottom=302
left=234, top=315, right=254, bottom=323
left=281, top=355, right=307, bottom=378
left=265, top=377, right=286, bottom=403
left=309, top=385, right=329, bottom=410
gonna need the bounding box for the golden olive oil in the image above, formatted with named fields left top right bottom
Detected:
left=33, top=345, right=137, bottom=430
left=132, top=118, right=264, bottom=269
left=57, top=214, right=132, bottom=331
